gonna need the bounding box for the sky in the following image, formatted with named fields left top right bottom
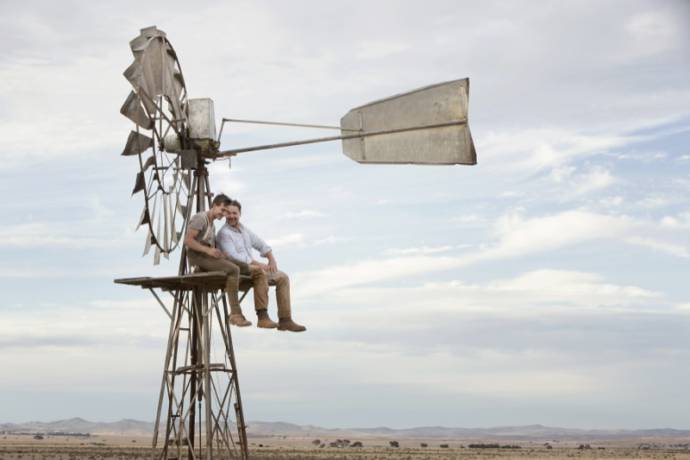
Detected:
left=1, top=0, right=690, bottom=429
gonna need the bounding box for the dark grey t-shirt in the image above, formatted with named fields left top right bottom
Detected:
left=188, top=211, right=215, bottom=248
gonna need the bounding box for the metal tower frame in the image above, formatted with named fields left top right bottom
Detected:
left=117, top=164, right=250, bottom=460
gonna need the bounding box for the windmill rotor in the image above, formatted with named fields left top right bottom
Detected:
left=120, top=26, right=192, bottom=264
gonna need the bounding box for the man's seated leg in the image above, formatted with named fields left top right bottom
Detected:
left=249, top=265, right=278, bottom=329
left=187, top=252, right=251, bottom=327
left=270, top=271, right=306, bottom=332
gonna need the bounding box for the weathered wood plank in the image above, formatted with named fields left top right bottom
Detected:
left=114, top=271, right=275, bottom=291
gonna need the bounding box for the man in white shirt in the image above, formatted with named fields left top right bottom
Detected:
left=184, top=193, right=249, bottom=326
left=216, top=199, right=306, bottom=332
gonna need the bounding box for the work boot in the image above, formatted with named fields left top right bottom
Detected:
left=277, top=318, right=306, bottom=332
left=229, top=313, right=252, bottom=327
left=256, top=310, right=278, bottom=329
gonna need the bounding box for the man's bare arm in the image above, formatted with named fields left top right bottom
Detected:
left=185, top=228, right=222, bottom=258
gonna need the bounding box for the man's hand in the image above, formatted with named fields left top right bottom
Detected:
left=207, top=247, right=223, bottom=259
left=267, top=258, right=278, bottom=273
left=250, top=261, right=271, bottom=272
left=265, top=251, right=278, bottom=273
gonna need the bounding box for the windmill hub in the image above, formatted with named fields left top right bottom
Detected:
left=162, top=132, right=181, bottom=153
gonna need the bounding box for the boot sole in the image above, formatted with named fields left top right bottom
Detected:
left=230, top=321, right=252, bottom=327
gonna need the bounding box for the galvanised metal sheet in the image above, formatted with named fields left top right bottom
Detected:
left=340, top=78, right=476, bottom=165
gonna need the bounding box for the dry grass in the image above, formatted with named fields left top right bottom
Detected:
left=2, top=435, right=690, bottom=460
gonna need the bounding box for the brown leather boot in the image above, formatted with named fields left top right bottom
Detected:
left=229, top=313, right=252, bottom=327
left=256, top=310, right=278, bottom=329
left=278, top=318, right=306, bottom=332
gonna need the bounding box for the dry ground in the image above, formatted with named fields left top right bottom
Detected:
left=2, top=434, right=690, bottom=460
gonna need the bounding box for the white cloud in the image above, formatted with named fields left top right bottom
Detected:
left=295, top=254, right=463, bottom=297
left=267, top=233, right=305, bottom=248
left=599, top=195, right=624, bottom=207
left=485, top=209, right=630, bottom=260
left=448, top=214, right=487, bottom=226
left=637, top=195, right=671, bottom=209
left=626, top=237, right=690, bottom=259
left=624, top=9, right=682, bottom=59
left=0, top=222, right=132, bottom=248
left=550, top=165, right=616, bottom=197
left=0, top=298, right=165, bottom=351
left=266, top=233, right=347, bottom=249
left=312, top=235, right=348, bottom=246
left=296, top=208, right=690, bottom=297
left=384, top=245, right=454, bottom=256
left=207, top=167, right=247, bottom=195
left=660, top=213, right=690, bottom=229
left=479, top=128, right=631, bottom=175
left=572, top=167, right=616, bottom=195
left=487, top=269, right=658, bottom=305
left=355, top=40, right=409, bottom=60
left=614, top=151, right=667, bottom=162
left=316, top=268, right=659, bottom=315
left=281, top=209, right=326, bottom=219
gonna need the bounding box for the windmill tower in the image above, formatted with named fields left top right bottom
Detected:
left=115, top=26, right=476, bottom=460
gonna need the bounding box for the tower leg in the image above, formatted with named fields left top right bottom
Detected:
left=153, top=287, right=249, bottom=459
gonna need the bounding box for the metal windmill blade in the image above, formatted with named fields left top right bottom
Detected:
left=120, top=26, right=192, bottom=263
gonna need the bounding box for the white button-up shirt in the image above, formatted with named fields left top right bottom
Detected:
left=216, top=223, right=272, bottom=264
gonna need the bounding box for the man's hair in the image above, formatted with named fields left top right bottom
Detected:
left=229, top=199, right=242, bottom=212
left=211, top=193, right=233, bottom=207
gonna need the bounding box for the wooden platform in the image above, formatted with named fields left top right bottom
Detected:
left=114, top=271, right=273, bottom=291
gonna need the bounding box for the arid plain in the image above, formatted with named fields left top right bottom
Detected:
left=2, top=434, right=690, bottom=460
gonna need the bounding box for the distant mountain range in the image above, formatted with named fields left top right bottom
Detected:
left=2, top=418, right=689, bottom=441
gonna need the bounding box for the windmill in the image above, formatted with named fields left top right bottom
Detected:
left=115, top=26, right=476, bottom=460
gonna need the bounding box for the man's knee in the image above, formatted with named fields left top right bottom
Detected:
left=220, top=260, right=240, bottom=277
left=274, top=271, right=289, bottom=285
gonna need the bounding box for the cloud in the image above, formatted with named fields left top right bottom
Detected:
left=384, top=245, right=455, bottom=256
left=0, top=222, right=123, bottom=248
left=267, top=233, right=305, bottom=248
left=599, top=195, right=624, bottom=208
left=312, top=235, right=349, bottom=246
left=316, top=269, right=659, bottom=315
left=625, top=236, right=690, bottom=259
left=572, top=167, right=616, bottom=195
left=355, top=40, right=409, bottom=60
left=636, top=195, right=671, bottom=209
left=0, top=298, right=166, bottom=351
left=479, top=128, right=631, bottom=175
left=660, top=213, right=690, bottom=229
left=266, top=233, right=347, bottom=250
left=624, top=9, right=683, bottom=59
left=614, top=151, right=667, bottom=162
left=484, top=209, right=629, bottom=260
left=295, top=208, right=689, bottom=296
left=281, top=209, right=326, bottom=219
left=448, top=214, right=487, bottom=227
